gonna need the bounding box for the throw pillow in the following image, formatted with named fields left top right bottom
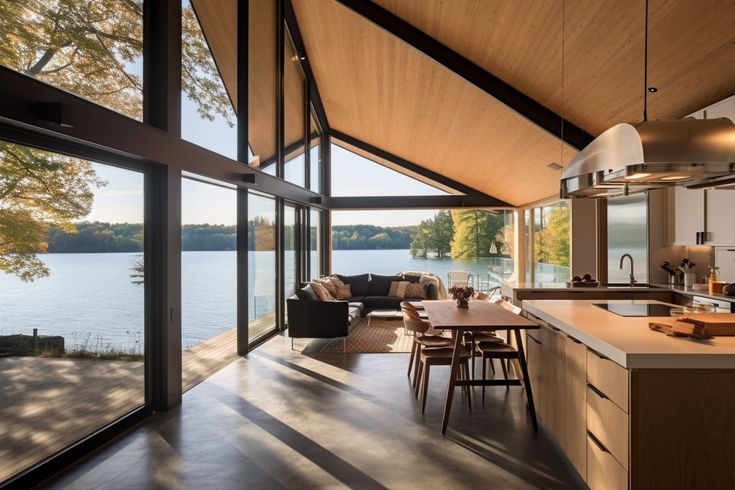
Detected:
left=402, top=274, right=422, bottom=284
left=295, top=284, right=319, bottom=301
left=309, top=281, right=335, bottom=301
left=328, top=275, right=346, bottom=288
left=334, top=283, right=352, bottom=300
left=388, top=280, right=410, bottom=298
left=404, top=282, right=427, bottom=299
left=335, top=273, right=370, bottom=297
left=317, top=277, right=338, bottom=297
left=369, top=274, right=403, bottom=296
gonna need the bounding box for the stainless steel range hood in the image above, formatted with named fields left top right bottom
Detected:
left=560, top=118, right=735, bottom=198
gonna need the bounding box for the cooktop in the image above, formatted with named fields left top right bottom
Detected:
left=593, top=303, right=675, bottom=317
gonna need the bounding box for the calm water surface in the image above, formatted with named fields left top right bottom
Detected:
left=0, top=250, right=526, bottom=351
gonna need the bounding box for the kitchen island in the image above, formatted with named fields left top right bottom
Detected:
left=520, top=299, right=735, bottom=489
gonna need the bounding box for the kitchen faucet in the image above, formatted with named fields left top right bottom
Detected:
left=619, top=254, right=637, bottom=286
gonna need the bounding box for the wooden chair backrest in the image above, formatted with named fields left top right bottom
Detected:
left=401, top=301, right=430, bottom=334
left=495, top=299, right=522, bottom=316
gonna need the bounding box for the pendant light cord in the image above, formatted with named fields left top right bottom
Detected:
left=643, top=0, right=649, bottom=122
left=560, top=0, right=565, bottom=167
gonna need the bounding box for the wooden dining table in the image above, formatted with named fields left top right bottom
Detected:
left=421, top=299, right=540, bottom=434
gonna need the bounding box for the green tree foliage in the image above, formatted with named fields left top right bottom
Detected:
left=534, top=204, right=570, bottom=267
left=410, top=210, right=453, bottom=258
left=450, top=210, right=505, bottom=259
left=332, top=225, right=414, bottom=250
left=0, top=143, right=104, bottom=280
left=249, top=216, right=275, bottom=251
left=0, top=0, right=233, bottom=280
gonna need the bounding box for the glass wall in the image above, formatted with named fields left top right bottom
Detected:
left=181, top=176, right=236, bottom=360
left=0, top=141, right=145, bottom=483
left=331, top=209, right=515, bottom=291
left=181, top=0, right=237, bottom=159
left=529, top=201, right=571, bottom=283
left=248, top=0, right=277, bottom=170
left=0, top=1, right=144, bottom=120
left=283, top=26, right=306, bottom=187
left=248, top=192, right=277, bottom=340
left=284, top=204, right=299, bottom=321
left=309, top=113, right=322, bottom=193
left=331, top=144, right=448, bottom=196
left=310, top=209, right=322, bottom=280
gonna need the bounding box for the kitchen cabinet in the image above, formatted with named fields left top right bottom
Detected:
left=705, top=189, right=735, bottom=245
left=674, top=187, right=704, bottom=245
left=674, top=187, right=735, bottom=246
left=563, top=333, right=587, bottom=479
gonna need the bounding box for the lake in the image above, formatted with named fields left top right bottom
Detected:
left=0, top=249, right=554, bottom=351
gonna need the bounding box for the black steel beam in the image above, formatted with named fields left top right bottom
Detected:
left=330, top=130, right=509, bottom=204
left=283, top=0, right=329, bottom=132
left=334, top=0, right=594, bottom=150
left=328, top=195, right=510, bottom=210
left=0, top=67, right=324, bottom=207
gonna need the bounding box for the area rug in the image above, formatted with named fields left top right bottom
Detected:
left=308, top=317, right=414, bottom=353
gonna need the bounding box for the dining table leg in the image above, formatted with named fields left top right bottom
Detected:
left=514, top=329, right=538, bottom=432
left=441, top=328, right=464, bottom=434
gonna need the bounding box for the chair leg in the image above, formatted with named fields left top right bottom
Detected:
left=463, top=361, right=472, bottom=412
left=415, top=359, right=423, bottom=398
left=413, top=346, right=422, bottom=390
left=421, top=363, right=430, bottom=414
left=490, top=357, right=496, bottom=374
left=482, top=355, right=487, bottom=405
left=408, top=341, right=417, bottom=377
left=501, top=359, right=509, bottom=389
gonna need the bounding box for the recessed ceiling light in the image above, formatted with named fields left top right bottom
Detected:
left=547, top=162, right=563, bottom=171
left=648, top=87, right=658, bottom=93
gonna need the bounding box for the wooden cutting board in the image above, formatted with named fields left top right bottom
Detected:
left=650, top=314, right=735, bottom=339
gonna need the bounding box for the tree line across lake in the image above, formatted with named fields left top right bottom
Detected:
left=43, top=221, right=416, bottom=252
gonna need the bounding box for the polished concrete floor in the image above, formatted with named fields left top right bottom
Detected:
left=45, top=335, right=586, bottom=489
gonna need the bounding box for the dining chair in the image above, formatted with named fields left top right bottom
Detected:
left=416, top=344, right=472, bottom=414
left=476, top=299, right=524, bottom=403
left=401, top=302, right=452, bottom=385
left=447, top=271, right=473, bottom=289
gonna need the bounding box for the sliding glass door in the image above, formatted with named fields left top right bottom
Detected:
left=248, top=192, right=277, bottom=341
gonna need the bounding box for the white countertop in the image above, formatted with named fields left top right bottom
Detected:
left=523, top=299, right=735, bottom=369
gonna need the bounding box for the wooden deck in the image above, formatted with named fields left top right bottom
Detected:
left=0, top=313, right=278, bottom=484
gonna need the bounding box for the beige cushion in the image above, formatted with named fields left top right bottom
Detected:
left=317, top=277, right=338, bottom=297
left=405, top=282, right=427, bottom=299
left=328, top=275, right=345, bottom=288
left=334, top=283, right=352, bottom=300
left=388, top=281, right=410, bottom=298
left=309, top=281, right=335, bottom=301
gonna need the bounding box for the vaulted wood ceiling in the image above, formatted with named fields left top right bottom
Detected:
left=195, top=0, right=735, bottom=206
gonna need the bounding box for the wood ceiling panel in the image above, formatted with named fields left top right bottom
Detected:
left=292, top=0, right=576, bottom=206
left=374, top=0, right=735, bottom=135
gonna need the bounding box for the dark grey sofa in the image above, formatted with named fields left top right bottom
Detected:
left=286, top=273, right=437, bottom=340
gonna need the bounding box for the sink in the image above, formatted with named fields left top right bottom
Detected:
left=604, top=283, right=660, bottom=289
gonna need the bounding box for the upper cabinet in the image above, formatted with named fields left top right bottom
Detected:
left=673, top=96, right=735, bottom=246
left=674, top=187, right=735, bottom=246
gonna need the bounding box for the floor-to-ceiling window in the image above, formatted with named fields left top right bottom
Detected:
left=309, top=208, right=323, bottom=280
left=181, top=0, right=237, bottom=159
left=0, top=0, right=144, bottom=120
left=248, top=0, right=277, bottom=171
left=525, top=201, right=571, bottom=283
left=0, top=142, right=145, bottom=483
left=181, top=175, right=236, bottom=384
left=309, top=113, right=322, bottom=193
left=248, top=192, right=277, bottom=340
left=283, top=26, right=306, bottom=187
left=283, top=204, right=299, bottom=321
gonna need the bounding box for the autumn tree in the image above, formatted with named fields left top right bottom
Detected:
left=534, top=204, right=570, bottom=267
left=410, top=210, right=453, bottom=258
left=0, top=0, right=233, bottom=280
left=450, top=210, right=504, bottom=259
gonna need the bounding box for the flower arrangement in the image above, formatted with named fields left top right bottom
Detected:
left=449, top=286, right=475, bottom=308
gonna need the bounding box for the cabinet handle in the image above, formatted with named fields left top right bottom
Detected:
left=549, top=325, right=561, bottom=332
left=567, top=335, right=583, bottom=344
left=527, top=334, right=542, bottom=345
left=588, top=349, right=608, bottom=360
left=588, top=431, right=610, bottom=453
left=587, top=383, right=608, bottom=400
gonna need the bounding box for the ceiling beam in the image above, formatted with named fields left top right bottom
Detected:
left=334, top=0, right=594, bottom=151
left=328, top=195, right=511, bottom=210
left=330, top=130, right=509, bottom=203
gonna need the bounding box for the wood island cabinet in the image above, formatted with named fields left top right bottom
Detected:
left=525, top=311, right=735, bottom=489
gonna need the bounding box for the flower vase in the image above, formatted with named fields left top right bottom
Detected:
left=456, top=298, right=469, bottom=308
